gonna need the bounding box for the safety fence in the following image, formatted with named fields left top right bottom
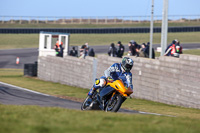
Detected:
left=0, top=26, right=200, bottom=34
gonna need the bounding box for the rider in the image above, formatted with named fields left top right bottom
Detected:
left=88, top=57, right=134, bottom=97
left=164, top=39, right=182, bottom=57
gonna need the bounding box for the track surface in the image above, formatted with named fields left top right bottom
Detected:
left=0, top=43, right=200, bottom=69
left=0, top=82, right=164, bottom=115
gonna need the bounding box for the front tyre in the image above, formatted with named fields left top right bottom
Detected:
left=105, top=94, right=123, bottom=112
left=81, top=96, right=93, bottom=110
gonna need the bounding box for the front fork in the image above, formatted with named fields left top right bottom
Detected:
left=110, top=92, right=116, bottom=101
left=96, top=91, right=116, bottom=110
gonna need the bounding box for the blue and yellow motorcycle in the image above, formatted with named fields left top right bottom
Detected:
left=81, top=77, right=133, bottom=112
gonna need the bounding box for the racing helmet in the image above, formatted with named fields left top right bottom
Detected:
left=121, top=57, right=134, bottom=72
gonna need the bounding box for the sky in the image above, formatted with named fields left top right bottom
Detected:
left=0, top=0, right=200, bottom=17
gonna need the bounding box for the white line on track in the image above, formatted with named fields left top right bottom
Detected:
left=0, top=81, right=50, bottom=97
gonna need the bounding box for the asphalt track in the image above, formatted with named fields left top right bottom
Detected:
left=0, top=81, right=165, bottom=115
left=0, top=43, right=200, bottom=69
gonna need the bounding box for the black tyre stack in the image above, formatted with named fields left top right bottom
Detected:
left=24, top=61, right=38, bottom=76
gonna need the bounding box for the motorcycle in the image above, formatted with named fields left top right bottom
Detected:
left=81, top=76, right=133, bottom=112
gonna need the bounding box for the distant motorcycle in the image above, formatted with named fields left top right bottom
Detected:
left=81, top=76, right=133, bottom=112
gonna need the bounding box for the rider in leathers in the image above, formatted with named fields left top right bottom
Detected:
left=88, top=57, right=134, bottom=97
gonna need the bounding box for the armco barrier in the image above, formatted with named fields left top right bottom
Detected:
left=38, top=54, right=200, bottom=109
left=1, top=26, right=200, bottom=34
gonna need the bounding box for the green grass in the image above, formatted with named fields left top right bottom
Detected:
left=0, top=34, right=39, bottom=49
left=0, top=68, right=200, bottom=133
left=183, top=49, right=200, bottom=55
left=0, top=32, right=200, bottom=49
left=0, top=69, right=88, bottom=98
left=1, top=104, right=200, bottom=133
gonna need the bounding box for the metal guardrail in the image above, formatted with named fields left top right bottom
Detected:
left=0, top=26, right=200, bottom=34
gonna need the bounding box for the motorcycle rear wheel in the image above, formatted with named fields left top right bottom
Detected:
left=105, top=94, right=123, bottom=112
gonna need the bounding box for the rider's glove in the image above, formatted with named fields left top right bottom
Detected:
left=107, top=76, right=114, bottom=82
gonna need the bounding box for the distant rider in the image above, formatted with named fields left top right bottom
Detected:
left=88, top=57, right=134, bottom=97
left=164, top=39, right=182, bottom=57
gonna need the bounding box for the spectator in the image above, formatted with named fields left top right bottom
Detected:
left=127, top=42, right=136, bottom=56
left=108, top=43, right=117, bottom=57
left=54, top=43, right=60, bottom=56
left=80, top=44, right=85, bottom=51
left=127, top=42, right=132, bottom=56
left=69, top=46, right=78, bottom=57
left=145, top=42, right=155, bottom=59
left=54, top=39, right=64, bottom=57
left=88, top=47, right=95, bottom=57
left=138, top=43, right=147, bottom=57
left=54, top=39, right=60, bottom=56
left=80, top=42, right=89, bottom=59
left=133, top=41, right=141, bottom=50
left=117, top=41, right=125, bottom=58
left=59, top=43, right=64, bottom=57
left=131, top=41, right=141, bottom=56
left=80, top=43, right=86, bottom=56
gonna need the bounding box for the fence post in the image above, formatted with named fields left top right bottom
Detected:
left=37, top=17, right=39, bottom=24
left=96, top=17, right=98, bottom=24
left=71, top=17, right=73, bottom=24
left=138, top=16, right=141, bottom=23
left=54, top=17, right=56, bottom=24
left=29, top=17, right=31, bottom=24
left=46, top=17, right=48, bottom=24
left=62, top=17, right=65, bottom=24
left=2, top=16, right=4, bottom=24
left=19, top=16, right=22, bottom=24
left=11, top=16, right=13, bottom=24
left=88, top=17, right=90, bottom=24
left=80, top=17, right=82, bottom=24
left=131, top=16, right=133, bottom=24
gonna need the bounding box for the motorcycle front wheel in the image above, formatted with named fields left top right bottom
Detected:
left=81, top=96, right=93, bottom=110
left=105, top=94, right=123, bottom=112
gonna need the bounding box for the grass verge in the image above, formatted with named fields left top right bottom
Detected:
left=0, top=68, right=200, bottom=132
left=0, top=32, right=200, bottom=49
left=1, top=104, right=200, bottom=133
left=182, top=49, right=200, bottom=55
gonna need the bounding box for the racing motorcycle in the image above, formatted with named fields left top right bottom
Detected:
left=81, top=76, right=133, bottom=112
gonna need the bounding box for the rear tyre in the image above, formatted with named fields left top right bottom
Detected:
left=105, top=94, right=123, bottom=112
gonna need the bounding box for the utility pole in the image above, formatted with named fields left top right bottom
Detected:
left=149, top=0, right=154, bottom=58
left=161, top=0, right=169, bottom=56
